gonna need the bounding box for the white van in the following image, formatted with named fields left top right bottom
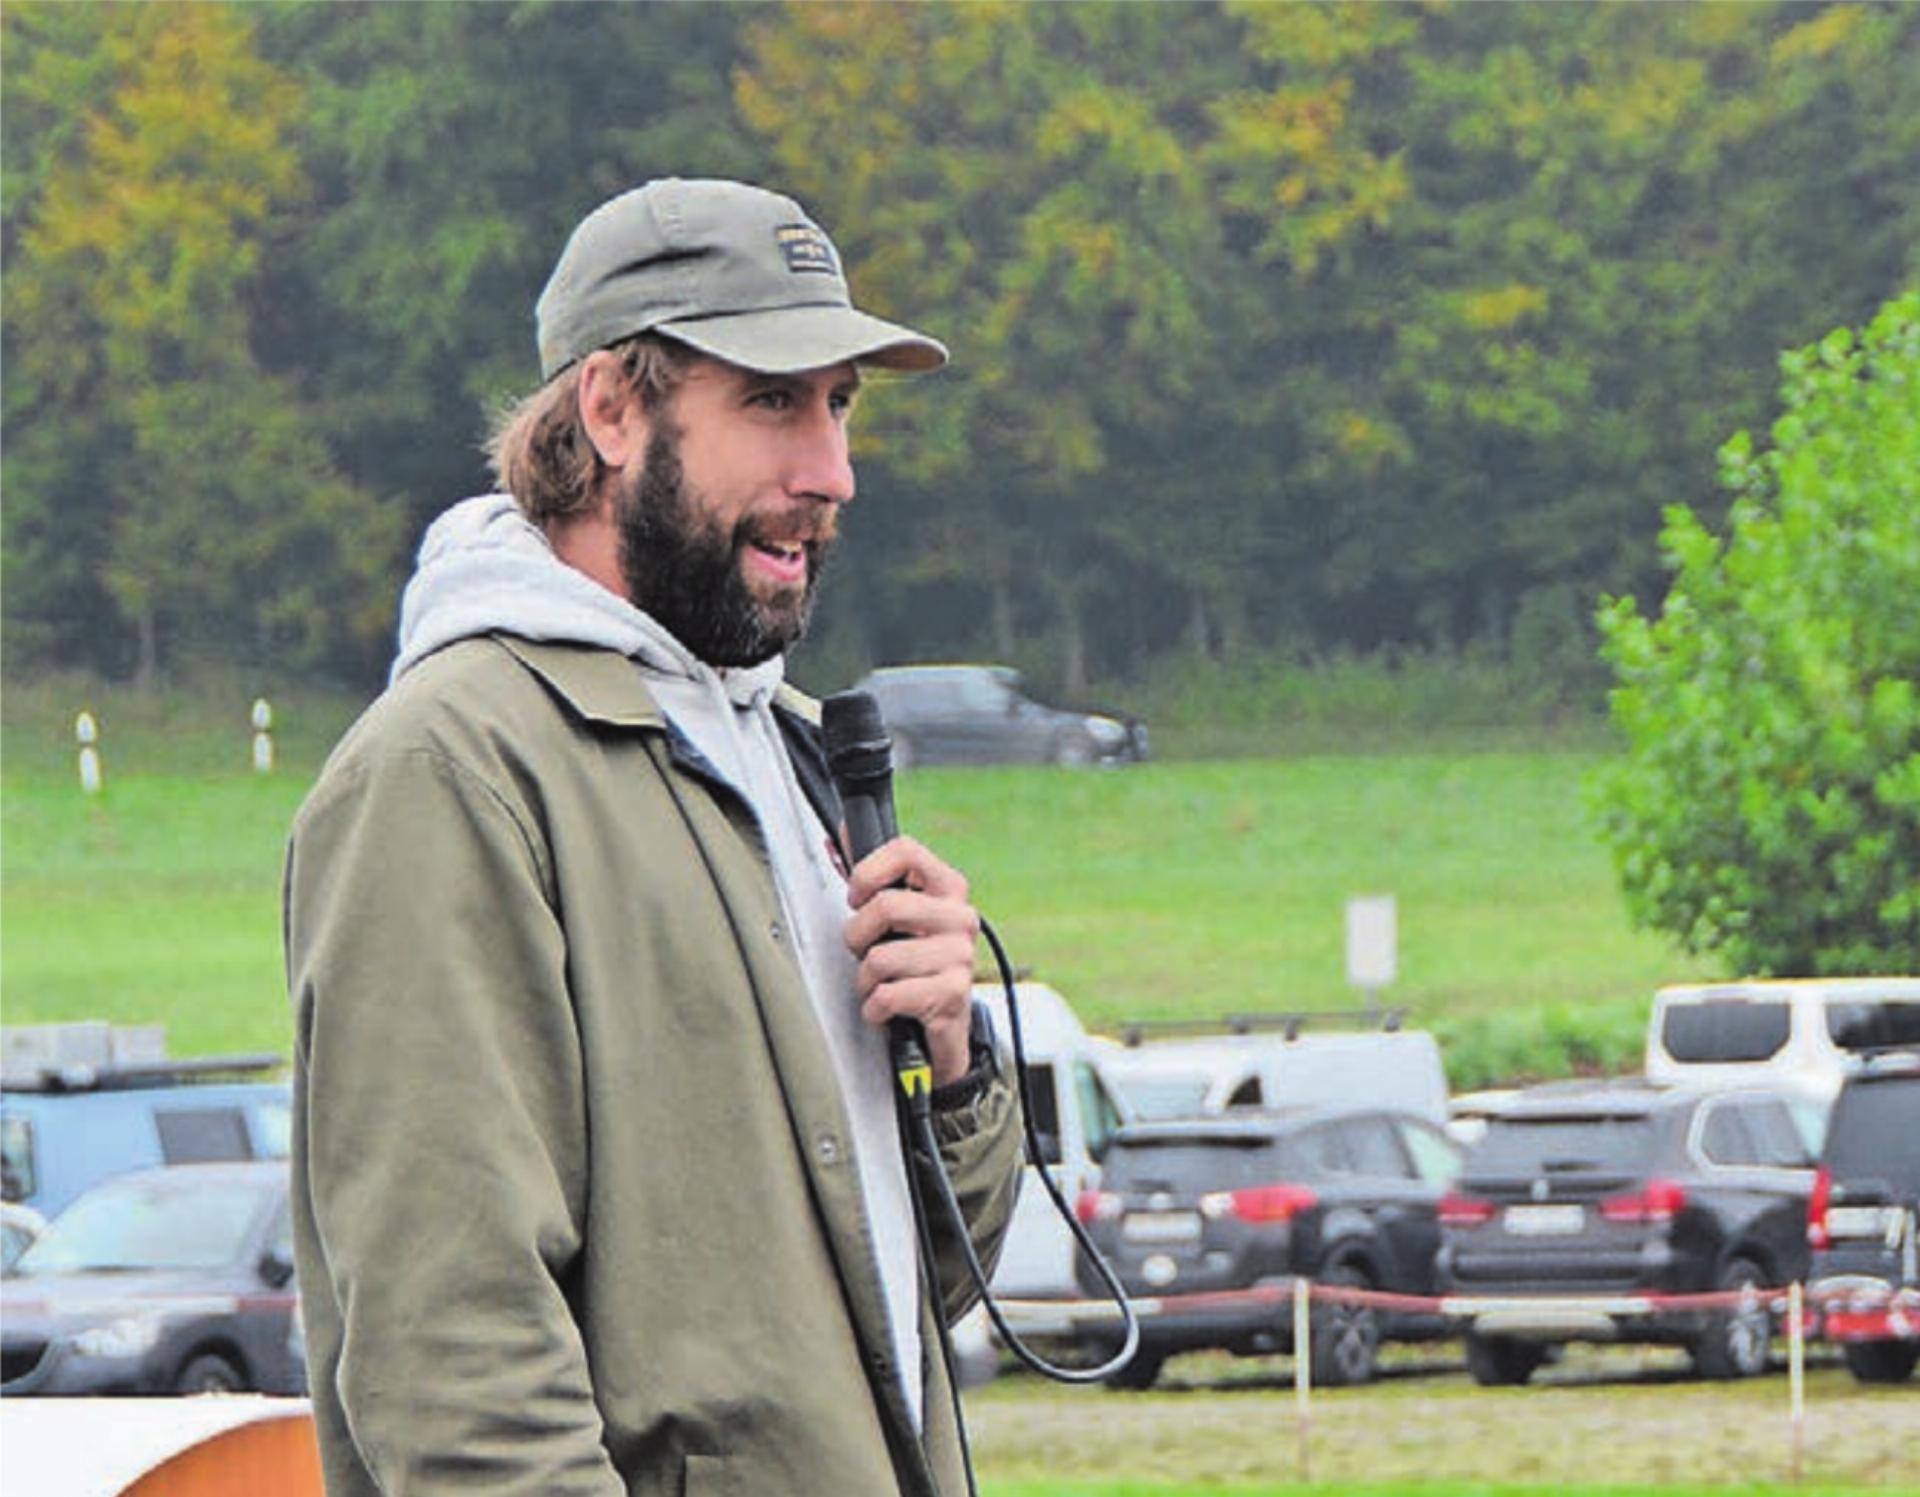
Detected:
left=1099, top=1025, right=1450, bottom=1126
left=1646, top=977, right=1920, bottom=1120
left=972, top=981, right=1130, bottom=1300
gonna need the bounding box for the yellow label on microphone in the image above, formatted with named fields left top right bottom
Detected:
left=898, top=1065, right=933, bottom=1099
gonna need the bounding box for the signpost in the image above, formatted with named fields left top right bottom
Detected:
left=1346, top=894, right=1398, bottom=1014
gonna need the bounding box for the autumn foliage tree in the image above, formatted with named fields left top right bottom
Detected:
left=2, top=2, right=401, bottom=685
left=1595, top=294, right=1920, bottom=975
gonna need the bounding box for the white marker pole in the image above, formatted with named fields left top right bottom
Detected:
left=1294, top=1275, right=1312, bottom=1482
left=251, top=698, right=274, bottom=775
left=75, top=711, right=103, bottom=794
left=1346, top=894, right=1398, bottom=1015
left=1788, top=1282, right=1805, bottom=1486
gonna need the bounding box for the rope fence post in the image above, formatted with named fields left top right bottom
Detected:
left=1293, top=1275, right=1312, bottom=1483
left=1788, top=1282, right=1805, bottom=1486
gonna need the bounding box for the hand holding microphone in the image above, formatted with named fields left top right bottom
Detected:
left=822, top=693, right=979, bottom=1101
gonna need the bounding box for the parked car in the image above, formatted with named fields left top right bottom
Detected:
left=2, top=1024, right=290, bottom=1218
left=1438, top=1079, right=1815, bottom=1385
left=853, top=664, right=1148, bottom=768
left=1646, top=978, right=1920, bottom=1131
left=1445, top=1089, right=1523, bottom=1149
left=0, top=1161, right=302, bottom=1396
left=2, top=1202, right=46, bottom=1275
left=1102, top=1017, right=1449, bottom=1127
left=1073, top=1105, right=1464, bottom=1388
left=1807, top=1052, right=1920, bottom=1384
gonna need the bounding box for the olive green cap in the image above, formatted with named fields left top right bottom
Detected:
left=534, top=177, right=947, bottom=381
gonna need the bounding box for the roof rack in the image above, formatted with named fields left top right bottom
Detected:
left=2, top=1054, right=286, bottom=1095
left=1, top=1023, right=284, bottom=1094
left=1116, top=1007, right=1407, bottom=1047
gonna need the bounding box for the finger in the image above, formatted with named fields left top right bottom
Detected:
left=844, top=887, right=980, bottom=958
left=853, top=928, right=979, bottom=1001
left=845, top=835, right=968, bottom=907
left=857, top=970, right=974, bottom=1032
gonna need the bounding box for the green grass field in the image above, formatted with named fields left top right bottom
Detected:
left=1, top=681, right=1718, bottom=1084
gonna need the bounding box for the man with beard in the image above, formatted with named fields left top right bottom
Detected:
left=284, top=178, right=1022, bottom=1497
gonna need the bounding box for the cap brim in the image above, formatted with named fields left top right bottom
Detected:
left=656, top=305, right=947, bottom=375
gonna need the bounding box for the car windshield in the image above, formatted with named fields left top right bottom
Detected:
left=14, top=1175, right=267, bottom=1276
left=1824, top=1077, right=1920, bottom=1194
left=1661, top=1002, right=1790, bottom=1063
left=1468, top=1116, right=1659, bottom=1175
left=1826, top=1001, right=1920, bottom=1053
left=1103, top=1138, right=1280, bottom=1192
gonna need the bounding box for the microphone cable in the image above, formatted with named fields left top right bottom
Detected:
left=904, top=913, right=1140, bottom=1385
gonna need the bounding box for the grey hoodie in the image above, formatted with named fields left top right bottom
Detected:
left=392, top=494, right=923, bottom=1425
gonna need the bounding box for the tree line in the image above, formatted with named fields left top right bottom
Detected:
left=4, top=1, right=1915, bottom=694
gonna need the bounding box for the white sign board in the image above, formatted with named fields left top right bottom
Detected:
left=1346, top=895, right=1398, bottom=990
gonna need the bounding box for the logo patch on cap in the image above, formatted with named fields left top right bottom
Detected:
left=775, top=223, right=840, bottom=277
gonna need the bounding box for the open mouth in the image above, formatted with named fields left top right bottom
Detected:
left=746, top=537, right=810, bottom=585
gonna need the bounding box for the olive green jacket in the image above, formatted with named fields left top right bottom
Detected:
left=285, top=636, right=1022, bottom=1496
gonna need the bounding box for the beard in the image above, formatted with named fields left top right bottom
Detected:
left=615, top=421, right=835, bottom=668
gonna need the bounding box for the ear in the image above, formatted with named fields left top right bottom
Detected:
left=577, top=350, right=650, bottom=469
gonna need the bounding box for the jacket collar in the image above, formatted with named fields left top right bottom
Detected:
left=495, top=636, right=664, bottom=728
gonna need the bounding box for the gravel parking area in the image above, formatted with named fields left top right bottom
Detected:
left=965, top=1346, right=1920, bottom=1488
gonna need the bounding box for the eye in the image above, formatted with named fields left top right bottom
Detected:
left=747, top=387, right=793, bottom=412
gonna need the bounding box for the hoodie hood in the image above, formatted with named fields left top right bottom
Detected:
left=390, top=494, right=783, bottom=708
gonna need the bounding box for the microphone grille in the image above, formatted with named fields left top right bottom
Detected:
left=821, top=690, right=890, bottom=767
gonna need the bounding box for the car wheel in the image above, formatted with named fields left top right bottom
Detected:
left=1688, top=1256, right=1772, bottom=1380
left=1309, top=1264, right=1381, bottom=1387
left=175, top=1351, right=247, bottom=1395
left=1050, top=728, right=1097, bottom=768
left=1464, top=1332, right=1544, bottom=1387
left=1841, top=1340, right=1919, bottom=1384
left=1103, top=1348, right=1165, bottom=1391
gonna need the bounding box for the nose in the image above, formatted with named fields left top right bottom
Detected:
left=788, top=405, right=856, bottom=507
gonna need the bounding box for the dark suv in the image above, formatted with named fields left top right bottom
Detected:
left=1808, top=1054, right=1920, bottom=1384
left=1438, top=1080, right=1814, bottom=1385
left=1073, top=1106, right=1462, bottom=1388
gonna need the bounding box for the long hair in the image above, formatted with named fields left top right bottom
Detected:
left=485, top=333, right=693, bottom=525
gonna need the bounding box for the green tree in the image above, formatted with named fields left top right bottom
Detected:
left=1594, top=293, right=1920, bottom=975
left=256, top=0, right=770, bottom=558
left=3, top=2, right=401, bottom=684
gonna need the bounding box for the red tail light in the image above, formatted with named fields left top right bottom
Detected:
left=1226, top=1183, right=1318, bottom=1224
left=1076, top=1189, right=1120, bottom=1226
left=1438, top=1191, right=1498, bottom=1228
left=1600, top=1178, right=1688, bottom=1224
left=1806, top=1166, right=1832, bottom=1250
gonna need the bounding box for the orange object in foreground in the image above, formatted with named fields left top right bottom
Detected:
left=0, top=1398, right=321, bottom=1497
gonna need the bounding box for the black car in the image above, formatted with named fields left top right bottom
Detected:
left=1808, top=1053, right=1920, bottom=1384
left=1438, top=1080, right=1815, bottom=1385
left=854, top=664, right=1148, bottom=768
left=1, top=1160, right=302, bottom=1396
left=1073, top=1106, right=1464, bottom=1388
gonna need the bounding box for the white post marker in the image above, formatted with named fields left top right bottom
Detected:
left=75, top=711, right=102, bottom=795
left=1789, top=1282, right=1805, bottom=1485
left=251, top=698, right=274, bottom=775
left=1293, top=1275, right=1312, bottom=1482
left=1346, top=894, right=1398, bottom=1013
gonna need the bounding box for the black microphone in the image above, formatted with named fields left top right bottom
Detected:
left=820, top=690, right=934, bottom=1116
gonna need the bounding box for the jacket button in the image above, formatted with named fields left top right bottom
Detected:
left=769, top=920, right=785, bottom=942
left=816, top=1132, right=841, bottom=1165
